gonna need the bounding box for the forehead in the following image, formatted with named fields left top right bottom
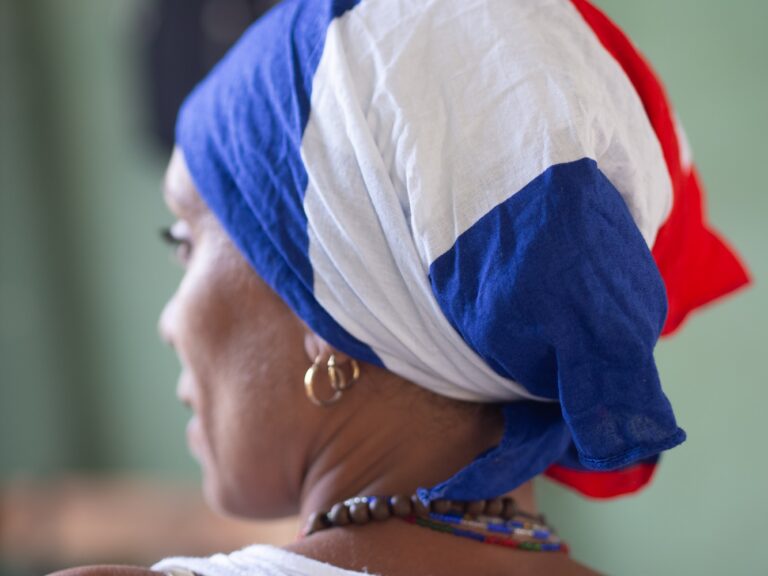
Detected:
left=163, top=147, right=206, bottom=216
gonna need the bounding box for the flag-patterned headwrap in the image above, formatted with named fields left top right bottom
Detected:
left=177, top=0, right=750, bottom=501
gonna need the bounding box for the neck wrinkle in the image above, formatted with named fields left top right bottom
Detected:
left=297, top=388, right=510, bottom=528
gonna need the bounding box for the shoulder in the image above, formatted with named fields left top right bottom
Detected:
left=47, top=567, right=165, bottom=576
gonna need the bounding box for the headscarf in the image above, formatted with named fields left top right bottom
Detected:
left=176, top=0, right=750, bottom=501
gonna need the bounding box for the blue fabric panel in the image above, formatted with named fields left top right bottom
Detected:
left=419, top=402, right=571, bottom=502
left=428, top=158, right=685, bottom=485
left=175, top=0, right=380, bottom=365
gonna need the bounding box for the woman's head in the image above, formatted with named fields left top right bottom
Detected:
left=159, top=0, right=749, bottom=515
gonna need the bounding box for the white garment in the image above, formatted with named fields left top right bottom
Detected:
left=152, top=544, right=376, bottom=576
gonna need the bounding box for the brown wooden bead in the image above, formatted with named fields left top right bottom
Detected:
left=465, top=500, right=487, bottom=516
left=390, top=495, right=412, bottom=517
left=411, top=494, right=430, bottom=517
left=328, top=502, right=350, bottom=526
left=485, top=498, right=504, bottom=516
left=368, top=496, right=392, bottom=521
left=502, top=498, right=517, bottom=519
left=446, top=501, right=466, bottom=515
left=349, top=501, right=371, bottom=524
left=304, top=511, right=330, bottom=535
left=431, top=499, right=452, bottom=515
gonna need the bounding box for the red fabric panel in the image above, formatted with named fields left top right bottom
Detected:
left=545, top=462, right=658, bottom=499
left=569, top=0, right=750, bottom=336
left=652, top=167, right=751, bottom=332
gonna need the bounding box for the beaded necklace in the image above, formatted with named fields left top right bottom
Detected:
left=303, top=494, right=568, bottom=554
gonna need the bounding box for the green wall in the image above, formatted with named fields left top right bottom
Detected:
left=1, top=1, right=765, bottom=574
left=0, top=0, right=191, bottom=475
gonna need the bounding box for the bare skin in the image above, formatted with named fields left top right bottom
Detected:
left=49, top=149, right=600, bottom=576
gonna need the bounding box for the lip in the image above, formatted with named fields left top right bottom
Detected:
left=178, top=394, right=195, bottom=410
left=176, top=373, right=204, bottom=459
left=176, top=373, right=197, bottom=411
left=186, top=415, right=204, bottom=459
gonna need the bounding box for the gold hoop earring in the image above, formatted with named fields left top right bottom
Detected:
left=328, top=355, right=360, bottom=391
left=304, top=355, right=360, bottom=407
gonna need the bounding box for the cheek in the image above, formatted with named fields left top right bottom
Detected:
left=172, top=249, right=247, bottom=377
left=201, top=338, right=311, bottom=517
left=171, top=250, right=313, bottom=516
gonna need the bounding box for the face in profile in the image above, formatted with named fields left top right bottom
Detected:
left=158, top=148, right=324, bottom=518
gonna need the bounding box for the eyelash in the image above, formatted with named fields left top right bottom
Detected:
left=160, top=225, right=193, bottom=264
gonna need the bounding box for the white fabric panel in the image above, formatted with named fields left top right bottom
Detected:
left=153, top=545, right=368, bottom=575
left=302, top=0, right=671, bottom=402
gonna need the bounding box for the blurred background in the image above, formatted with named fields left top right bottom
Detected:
left=0, top=0, right=765, bottom=574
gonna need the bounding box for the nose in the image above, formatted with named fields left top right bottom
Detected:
left=158, top=296, right=177, bottom=347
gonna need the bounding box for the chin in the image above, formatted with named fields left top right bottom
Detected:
left=200, top=474, right=231, bottom=516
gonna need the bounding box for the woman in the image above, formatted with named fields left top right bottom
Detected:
left=54, top=0, right=750, bottom=574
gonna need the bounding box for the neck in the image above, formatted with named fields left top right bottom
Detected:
left=296, top=371, right=536, bottom=528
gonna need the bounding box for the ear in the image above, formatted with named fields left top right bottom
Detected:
left=303, top=331, right=352, bottom=364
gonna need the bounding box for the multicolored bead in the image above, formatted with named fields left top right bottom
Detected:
left=300, top=492, right=567, bottom=554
